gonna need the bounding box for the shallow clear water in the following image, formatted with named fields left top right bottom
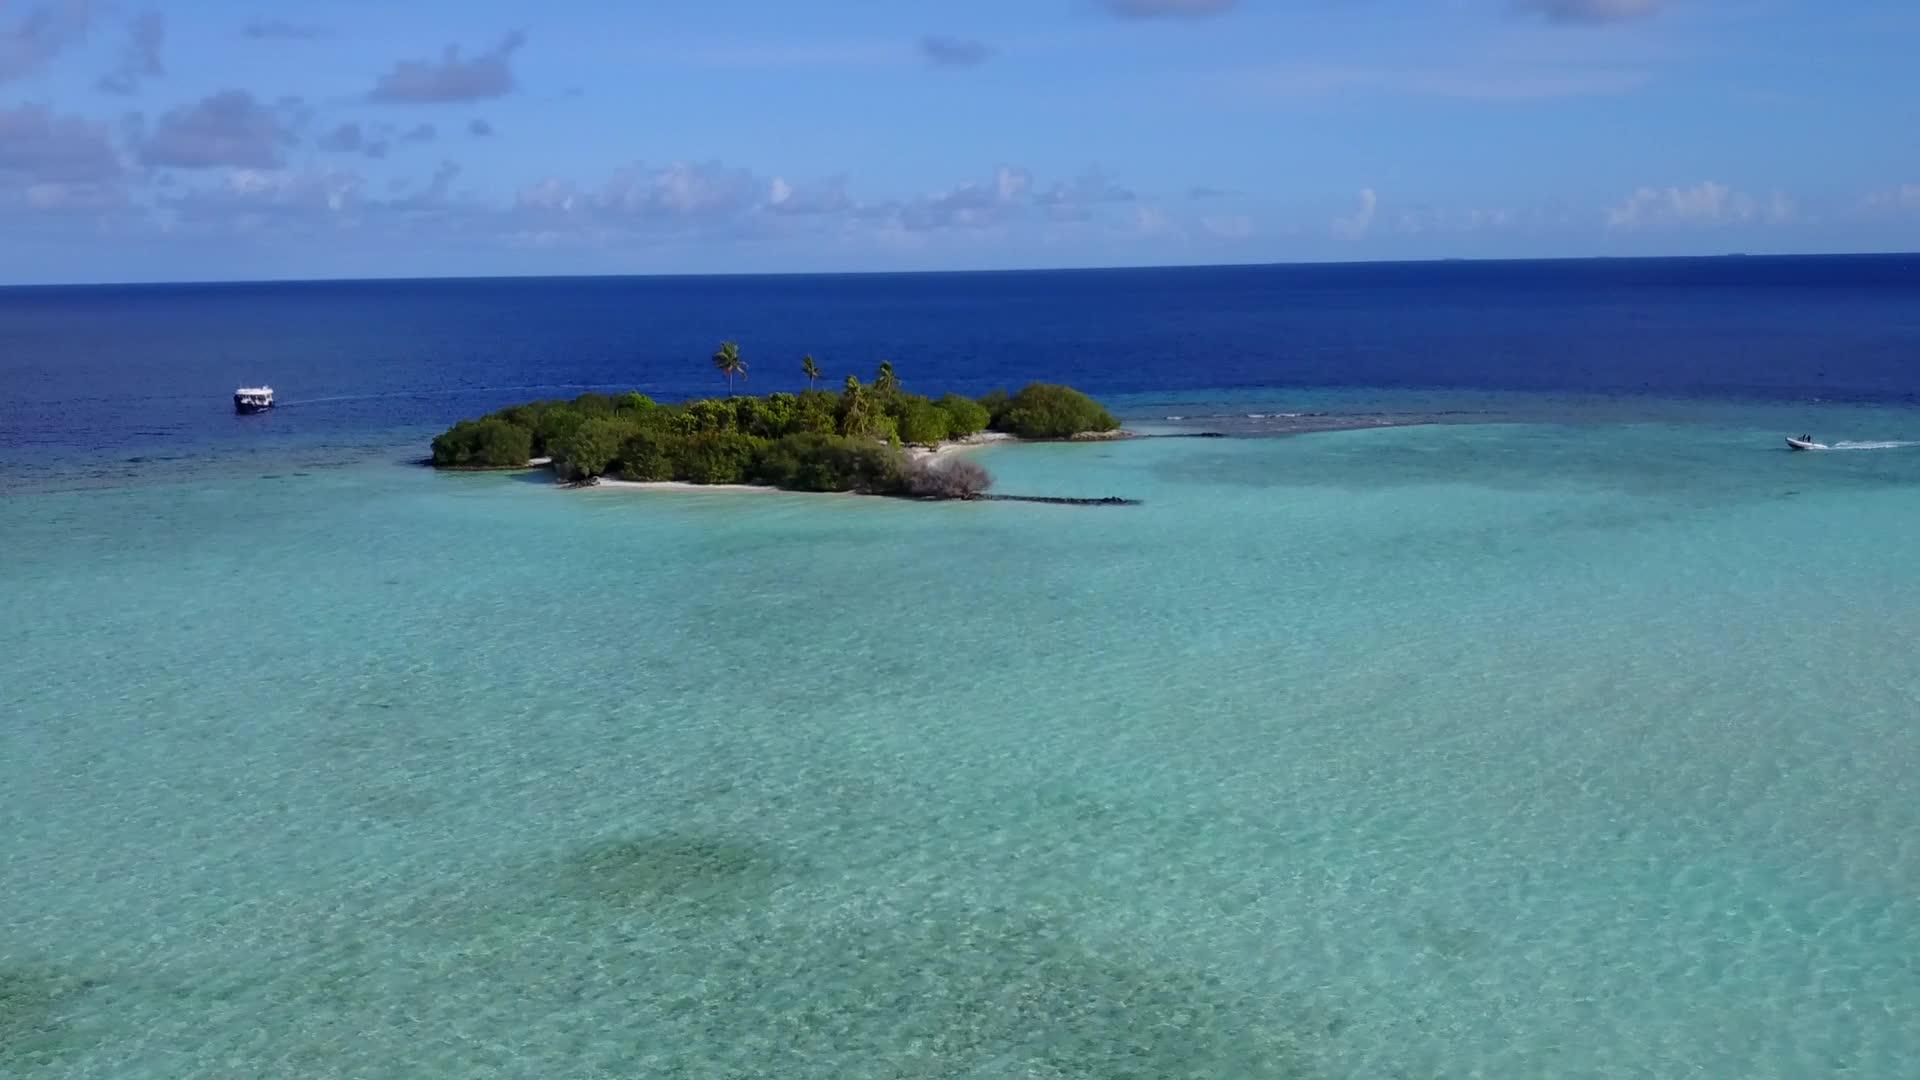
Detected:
left=6, top=401, right=1918, bottom=1078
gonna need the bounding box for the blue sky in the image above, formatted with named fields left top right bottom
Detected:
left=1, top=0, right=1917, bottom=282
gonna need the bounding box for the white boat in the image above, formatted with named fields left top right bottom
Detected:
left=1786, top=435, right=1825, bottom=451
left=234, top=386, right=274, bottom=414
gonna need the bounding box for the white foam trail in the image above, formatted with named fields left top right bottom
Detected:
left=277, top=383, right=625, bottom=408
left=1828, top=440, right=1919, bottom=451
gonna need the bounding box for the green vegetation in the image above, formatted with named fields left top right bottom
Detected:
left=935, top=394, right=991, bottom=438
left=553, top=416, right=630, bottom=479
left=711, top=341, right=747, bottom=394
left=896, top=398, right=951, bottom=446
left=992, top=383, right=1119, bottom=439
left=430, top=416, right=534, bottom=467
left=429, top=347, right=1121, bottom=496
left=756, top=433, right=907, bottom=493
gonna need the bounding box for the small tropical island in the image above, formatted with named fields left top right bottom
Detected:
left=430, top=344, right=1126, bottom=501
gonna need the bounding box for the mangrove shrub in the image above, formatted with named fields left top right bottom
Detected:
left=554, top=416, right=635, bottom=480
left=936, top=394, right=991, bottom=438
left=677, top=432, right=762, bottom=485
left=431, top=417, right=533, bottom=468
left=896, top=400, right=952, bottom=446
left=755, top=433, right=905, bottom=493
left=617, top=429, right=679, bottom=481
left=992, top=383, right=1118, bottom=439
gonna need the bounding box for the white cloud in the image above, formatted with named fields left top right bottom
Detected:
left=675, top=40, right=909, bottom=70
left=1102, top=0, right=1236, bottom=17
left=515, top=177, right=578, bottom=213
left=0, top=0, right=92, bottom=85
left=97, top=10, right=166, bottom=96
left=226, top=169, right=357, bottom=211
left=1516, top=0, right=1666, bottom=24
left=12, top=151, right=1199, bottom=261
left=137, top=89, right=301, bottom=170
left=1201, top=214, right=1254, bottom=240
left=1036, top=170, right=1134, bottom=208
left=765, top=174, right=850, bottom=216
left=154, top=160, right=474, bottom=239
left=1394, top=205, right=1524, bottom=234
left=500, top=162, right=1173, bottom=250
left=0, top=104, right=123, bottom=184
left=892, top=166, right=1034, bottom=230
left=994, top=165, right=1030, bottom=203
left=1236, top=62, right=1649, bottom=102
left=369, top=32, right=526, bottom=104
left=244, top=20, right=327, bottom=41
left=1131, top=205, right=1175, bottom=236
left=1864, top=184, right=1920, bottom=214
left=166, top=167, right=366, bottom=228
left=919, top=36, right=993, bottom=68
left=1606, top=181, right=1796, bottom=229
left=1332, top=188, right=1378, bottom=238
left=318, top=122, right=389, bottom=159
left=24, top=180, right=126, bottom=212
left=516, top=161, right=802, bottom=230
left=648, top=162, right=753, bottom=215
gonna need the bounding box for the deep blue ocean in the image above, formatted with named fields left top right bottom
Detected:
left=6, top=256, right=1920, bottom=1078
left=4, top=255, right=1918, bottom=491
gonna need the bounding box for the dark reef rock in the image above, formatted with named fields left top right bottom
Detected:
left=983, top=494, right=1140, bottom=507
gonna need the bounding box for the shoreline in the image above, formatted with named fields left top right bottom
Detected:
left=568, top=431, right=1134, bottom=498
left=904, top=430, right=1020, bottom=461
left=436, top=429, right=1233, bottom=493
left=430, top=455, right=554, bottom=473
left=588, top=477, right=793, bottom=495
left=584, top=477, right=1138, bottom=506
left=581, top=433, right=1028, bottom=497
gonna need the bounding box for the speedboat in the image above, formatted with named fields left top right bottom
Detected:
left=233, top=386, right=274, bottom=414
left=1786, top=435, right=1825, bottom=451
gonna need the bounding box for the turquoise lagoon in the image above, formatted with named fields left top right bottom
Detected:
left=4, top=394, right=1919, bottom=1078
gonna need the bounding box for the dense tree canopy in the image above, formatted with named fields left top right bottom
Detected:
left=991, top=384, right=1119, bottom=439
left=431, top=417, right=533, bottom=468
left=430, top=357, right=1117, bottom=498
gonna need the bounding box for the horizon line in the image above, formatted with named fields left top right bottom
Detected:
left=2, top=250, right=1915, bottom=292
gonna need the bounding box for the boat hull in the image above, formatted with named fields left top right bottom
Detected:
left=234, top=397, right=273, bottom=414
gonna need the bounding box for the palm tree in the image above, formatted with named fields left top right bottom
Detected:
left=712, top=341, right=747, bottom=395
left=840, top=375, right=869, bottom=436
left=875, top=360, right=899, bottom=395
left=802, top=354, right=821, bottom=389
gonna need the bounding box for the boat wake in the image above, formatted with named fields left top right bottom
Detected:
left=1828, top=440, right=1920, bottom=451
left=276, top=383, right=625, bottom=408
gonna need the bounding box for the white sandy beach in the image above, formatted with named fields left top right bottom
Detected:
left=587, top=478, right=790, bottom=495
left=575, top=431, right=1025, bottom=494
left=903, top=430, right=1019, bottom=460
